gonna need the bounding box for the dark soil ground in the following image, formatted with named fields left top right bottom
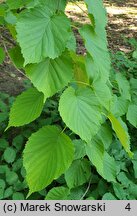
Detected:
left=0, top=27, right=26, bottom=96
left=0, top=0, right=137, bottom=95
left=105, top=0, right=137, bottom=52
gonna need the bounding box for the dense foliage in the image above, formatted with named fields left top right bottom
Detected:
left=0, top=0, right=137, bottom=200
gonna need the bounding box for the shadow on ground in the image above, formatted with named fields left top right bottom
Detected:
left=0, top=0, right=137, bottom=95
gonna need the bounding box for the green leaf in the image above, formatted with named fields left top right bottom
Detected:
left=102, top=192, right=117, bottom=200
left=73, top=139, right=86, bottom=160
left=56, top=175, right=66, bottom=185
left=23, top=126, right=74, bottom=194
left=7, top=23, right=17, bottom=39
left=93, top=80, right=112, bottom=110
left=12, top=135, right=24, bottom=151
left=127, top=103, right=137, bottom=128
left=80, top=26, right=110, bottom=82
left=70, top=53, right=89, bottom=86
left=40, top=0, right=67, bottom=11
left=3, top=147, right=16, bottom=163
left=0, top=165, right=10, bottom=174
left=0, top=47, right=5, bottom=64
left=96, top=124, right=112, bottom=150
left=65, top=159, right=91, bottom=188
left=68, top=186, right=85, bottom=200
left=0, top=189, right=4, bottom=199
left=117, top=172, right=131, bottom=188
left=16, top=5, right=71, bottom=65
left=12, top=192, right=25, bottom=200
left=7, top=87, right=44, bottom=128
left=113, top=183, right=127, bottom=200
left=4, top=186, right=13, bottom=198
left=86, top=140, right=116, bottom=182
left=4, top=11, right=17, bottom=24
left=45, top=187, right=70, bottom=200
left=103, top=152, right=117, bottom=182
left=25, top=0, right=40, bottom=8
left=0, top=179, right=6, bottom=190
left=25, top=52, right=73, bottom=97
left=132, top=50, right=137, bottom=59
left=0, top=112, right=8, bottom=123
left=12, top=159, right=23, bottom=172
left=0, top=100, right=7, bottom=112
left=38, top=189, right=47, bottom=197
left=115, top=73, right=131, bottom=100
left=84, top=0, right=108, bottom=71
left=133, top=160, right=137, bottom=178
left=130, top=78, right=137, bottom=95
left=0, top=17, right=5, bottom=25
left=86, top=196, right=95, bottom=200
left=110, top=95, right=129, bottom=117
left=9, top=46, right=24, bottom=69
left=66, top=31, right=76, bottom=52
left=128, top=184, right=137, bottom=199
left=6, top=171, right=18, bottom=185
left=0, top=4, right=6, bottom=17
left=59, top=87, right=103, bottom=141
left=0, top=139, right=9, bottom=150
left=21, top=167, right=26, bottom=178
left=84, top=0, right=107, bottom=31
left=97, top=179, right=108, bottom=196
left=108, top=113, right=133, bottom=157
left=7, top=0, right=32, bottom=9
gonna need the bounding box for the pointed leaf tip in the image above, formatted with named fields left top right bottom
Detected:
left=23, top=125, right=74, bottom=193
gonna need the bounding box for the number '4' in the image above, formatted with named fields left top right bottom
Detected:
left=125, top=203, right=131, bottom=211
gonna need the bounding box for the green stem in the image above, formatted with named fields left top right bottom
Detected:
left=61, top=126, right=67, bottom=134
left=80, top=176, right=92, bottom=200
left=71, top=81, right=93, bottom=88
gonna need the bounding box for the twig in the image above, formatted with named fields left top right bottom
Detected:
left=1, top=33, right=16, bottom=46
left=1, top=36, right=28, bottom=79
left=80, top=176, right=92, bottom=200
left=1, top=30, right=16, bottom=46
left=0, top=26, right=16, bottom=46
left=71, top=0, right=88, bottom=16
left=71, top=24, right=79, bottom=30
